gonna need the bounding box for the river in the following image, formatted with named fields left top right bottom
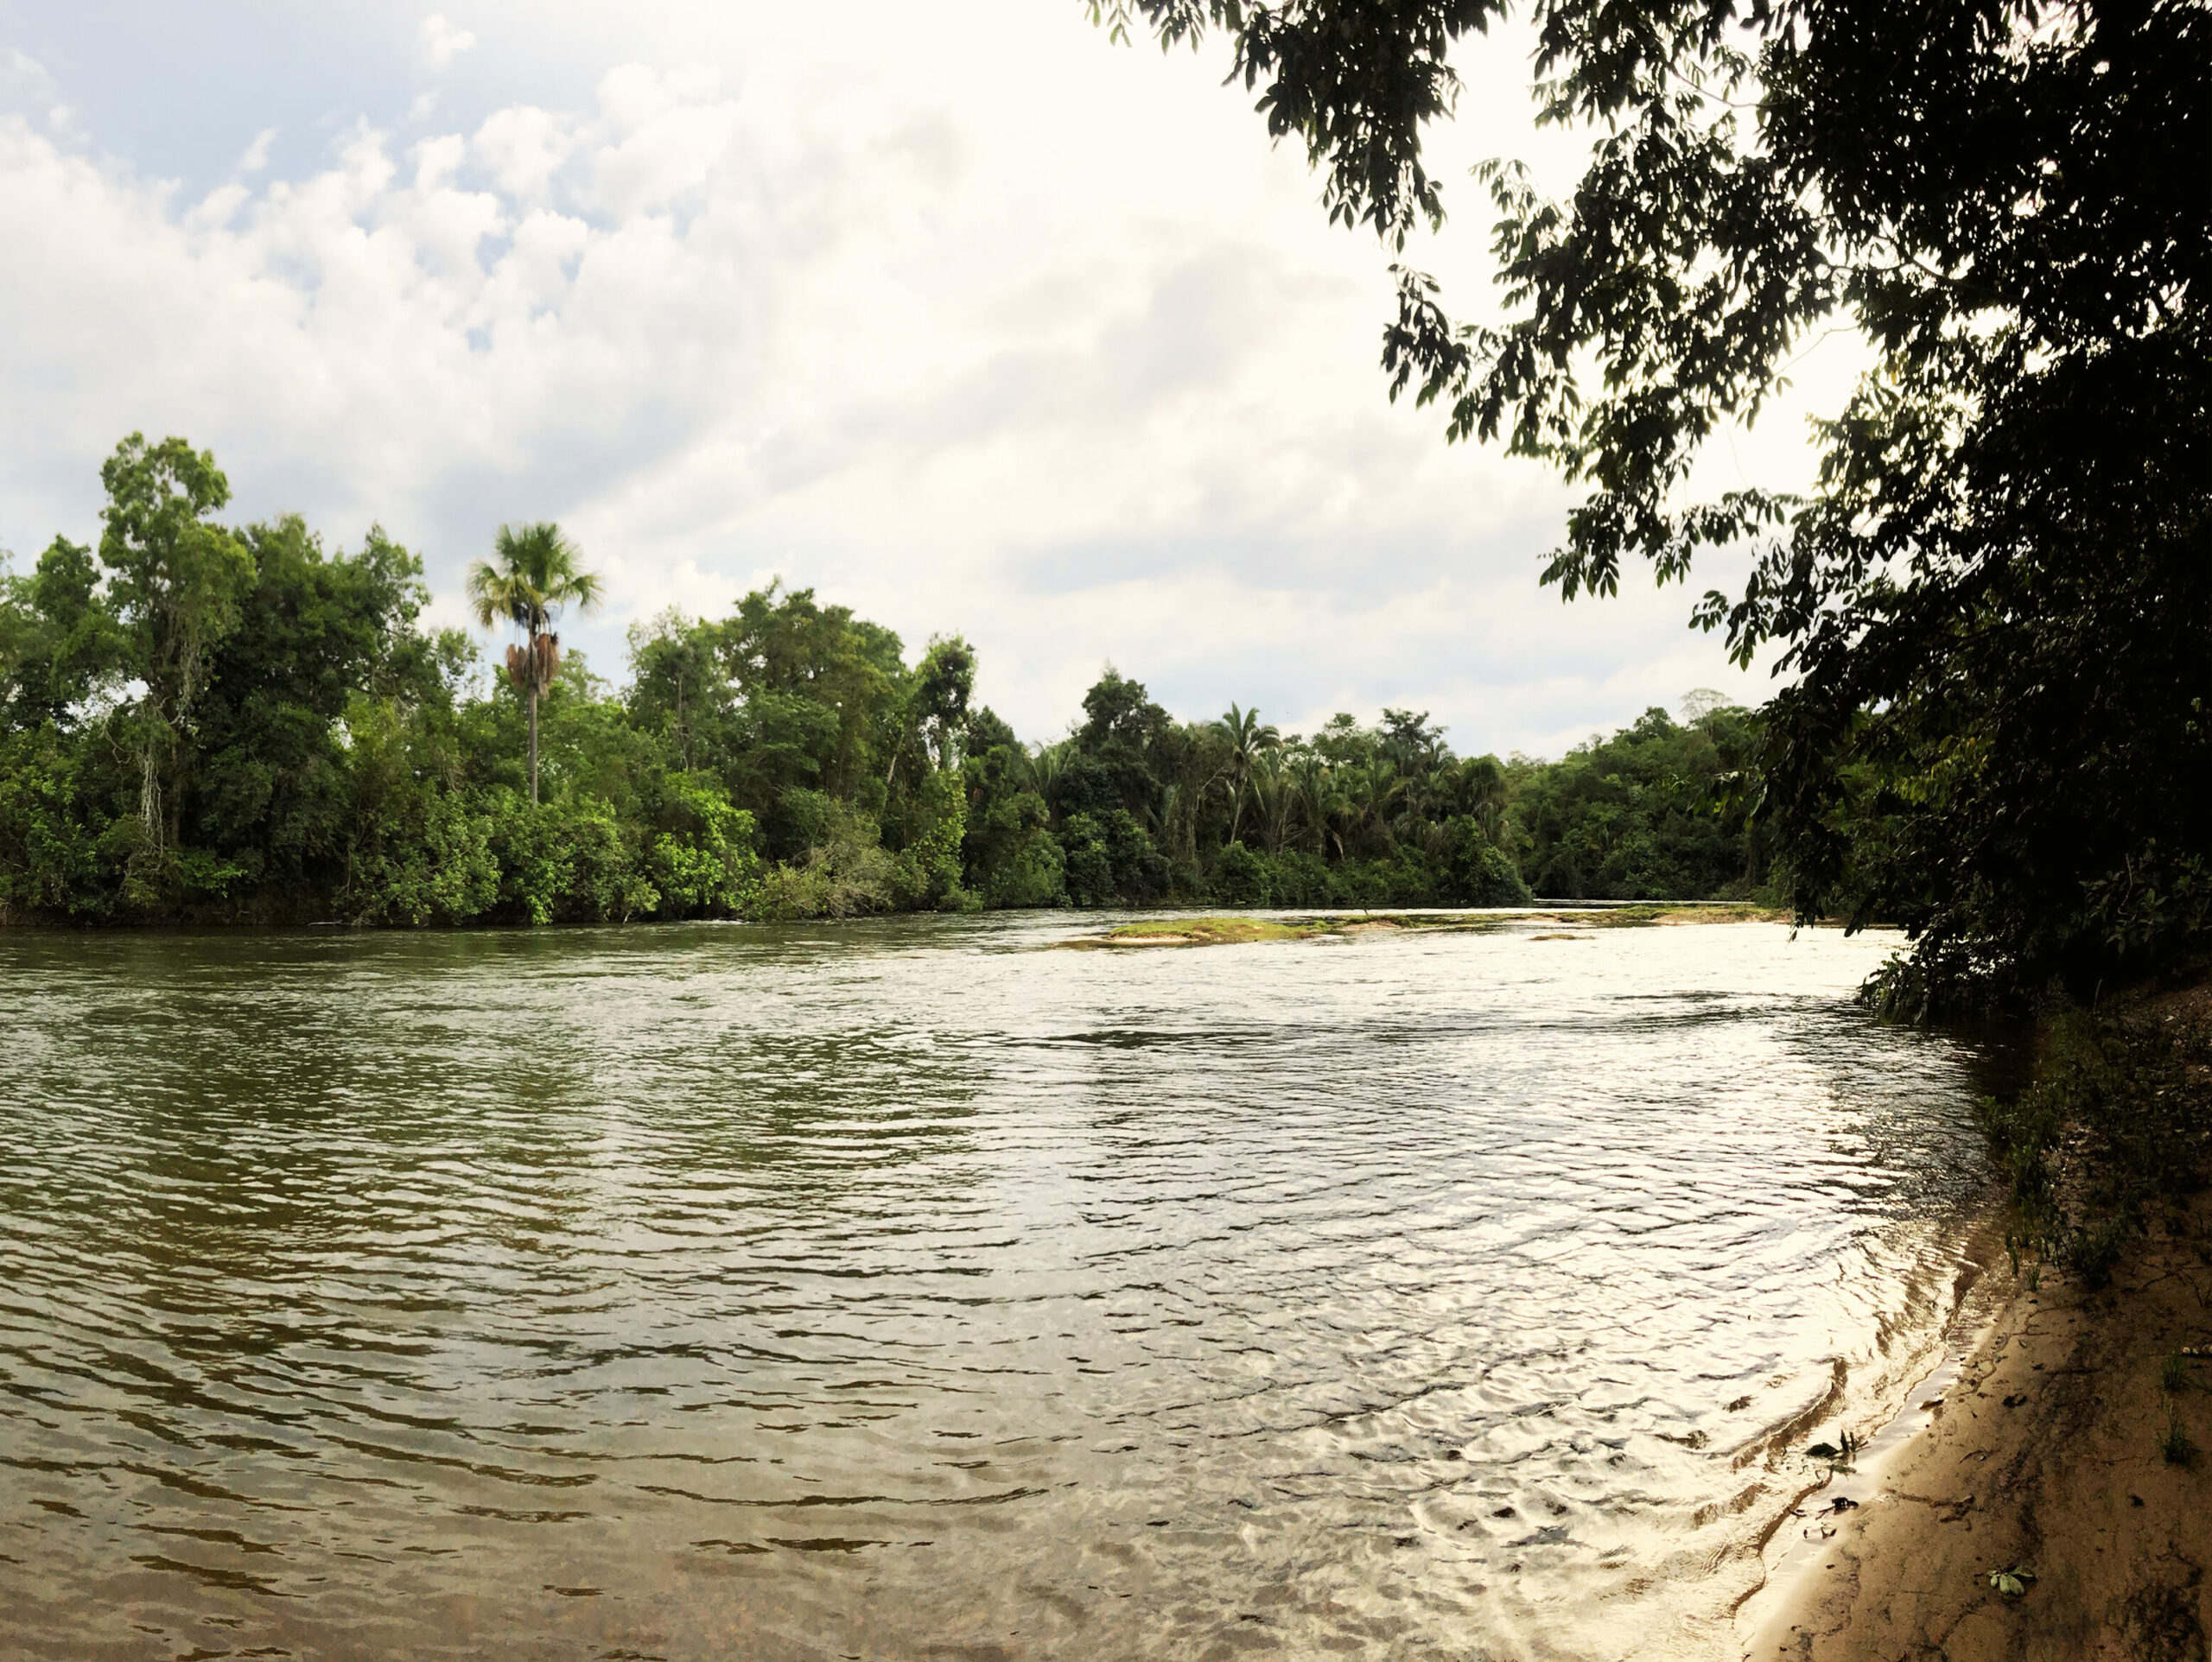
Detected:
left=0, top=915, right=1992, bottom=1660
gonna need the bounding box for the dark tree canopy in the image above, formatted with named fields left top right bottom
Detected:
left=1100, top=0, right=2212, bottom=1008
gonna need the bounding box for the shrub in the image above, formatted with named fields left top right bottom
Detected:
left=1214, top=841, right=1273, bottom=906
left=1059, top=809, right=1168, bottom=907
left=1441, top=816, right=1532, bottom=906
left=488, top=792, right=658, bottom=924
left=645, top=771, right=760, bottom=918
left=750, top=796, right=895, bottom=919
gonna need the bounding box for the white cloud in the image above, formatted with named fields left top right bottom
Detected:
left=417, top=14, right=478, bottom=73
left=238, top=127, right=276, bottom=174
left=0, top=3, right=1812, bottom=757
left=587, top=66, right=739, bottom=216
left=0, top=46, right=67, bottom=136
left=2, top=46, right=52, bottom=92
left=473, top=105, right=569, bottom=200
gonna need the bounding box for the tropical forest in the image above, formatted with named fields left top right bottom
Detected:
left=0, top=434, right=1780, bottom=935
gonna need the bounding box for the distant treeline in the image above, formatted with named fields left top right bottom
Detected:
left=0, top=437, right=1773, bottom=926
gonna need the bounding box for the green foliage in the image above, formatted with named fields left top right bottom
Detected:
left=961, top=707, right=1065, bottom=908
left=890, top=766, right=968, bottom=911
left=750, top=796, right=896, bottom=921
left=1442, top=817, right=1531, bottom=906
left=645, top=772, right=762, bottom=918
left=1214, top=840, right=1272, bottom=906
left=3, top=438, right=1785, bottom=929
left=1061, top=809, right=1169, bottom=908
left=0, top=723, right=112, bottom=919
left=1507, top=706, right=1767, bottom=900
left=718, top=581, right=906, bottom=821
left=487, top=792, right=657, bottom=926
left=191, top=517, right=427, bottom=896
left=99, top=433, right=256, bottom=848
left=341, top=786, right=502, bottom=928
left=0, top=537, right=124, bottom=729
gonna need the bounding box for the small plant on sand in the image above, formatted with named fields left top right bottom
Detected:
left=1988, top=1564, right=2037, bottom=1599
left=2158, top=1414, right=2197, bottom=1467
left=2162, top=1351, right=2198, bottom=1394
left=1804, top=1429, right=1863, bottom=1474
left=2060, top=1215, right=2126, bottom=1289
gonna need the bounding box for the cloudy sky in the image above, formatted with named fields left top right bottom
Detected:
left=0, top=0, right=1859, bottom=757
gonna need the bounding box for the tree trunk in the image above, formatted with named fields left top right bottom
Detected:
left=138, top=737, right=162, bottom=851
left=528, top=688, right=540, bottom=804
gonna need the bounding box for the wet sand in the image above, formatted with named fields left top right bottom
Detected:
left=1749, top=1189, right=2212, bottom=1660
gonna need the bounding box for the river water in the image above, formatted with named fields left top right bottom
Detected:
left=0, top=916, right=1992, bottom=1661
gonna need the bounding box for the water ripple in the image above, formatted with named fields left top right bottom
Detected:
left=0, top=916, right=1990, bottom=1659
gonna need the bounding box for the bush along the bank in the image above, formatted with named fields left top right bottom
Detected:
left=3, top=434, right=1788, bottom=927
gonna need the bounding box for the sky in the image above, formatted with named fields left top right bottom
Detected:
left=0, top=1, right=1865, bottom=758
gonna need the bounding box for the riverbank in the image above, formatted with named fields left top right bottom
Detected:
left=1752, top=986, right=2212, bottom=1660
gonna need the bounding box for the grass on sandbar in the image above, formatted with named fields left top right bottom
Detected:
left=1074, top=904, right=1783, bottom=950
left=1574, top=903, right=1788, bottom=927
left=1100, top=917, right=1313, bottom=947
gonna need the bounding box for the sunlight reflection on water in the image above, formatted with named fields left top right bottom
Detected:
left=0, top=916, right=1990, bottom=1659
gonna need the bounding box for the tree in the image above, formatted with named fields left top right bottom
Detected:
left=718, top=582, right=906, bottom=830
left=190, top=518, right=427, bottom=893
left=1061, top=667, right=1174, bottom=821
left=1248, top=755, right=1294, bottom=854
left=627, top=611, right=730, bottom=773
left=1212, top=701, right=1280, bottom=845
left=911, top=636, right=977, bottom=771
left=0, top=537, right=124, bottom=732
left=98, top=435, right=255, bottom=847
left=1504, top=705, right=1764, bottom=899
left=887, top=634, right=978, bottom=796
left=961, top=707, right=1065, bottom=906
left=1098, top=0, right=2211, bottom=1006
left=466, top=522, right=602, bottom=804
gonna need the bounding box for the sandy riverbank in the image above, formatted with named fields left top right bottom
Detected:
left=1748, top=1184, right=2212, bottom=1660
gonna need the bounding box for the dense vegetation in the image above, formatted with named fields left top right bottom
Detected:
left=0, top=437, right=1773, bottom=926
left=1098, top=0, right=2209, bottom=1012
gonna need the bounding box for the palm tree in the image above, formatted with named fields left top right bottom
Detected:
left=1340, top=759, right=1407, bottom=858
left=1248, top=755, right=1291, bottom=855
left=466, top=522, right=603, bottom=804
left=1150, top=780, right=1185, bottom=860
left=1027, top=739, right=1072, bottom=817
left=1212, top=702, right=1280, bottom=846
left=1458, top=754, right=1510, bottom=844
left=1287, top=753, right=1332, bottom=854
